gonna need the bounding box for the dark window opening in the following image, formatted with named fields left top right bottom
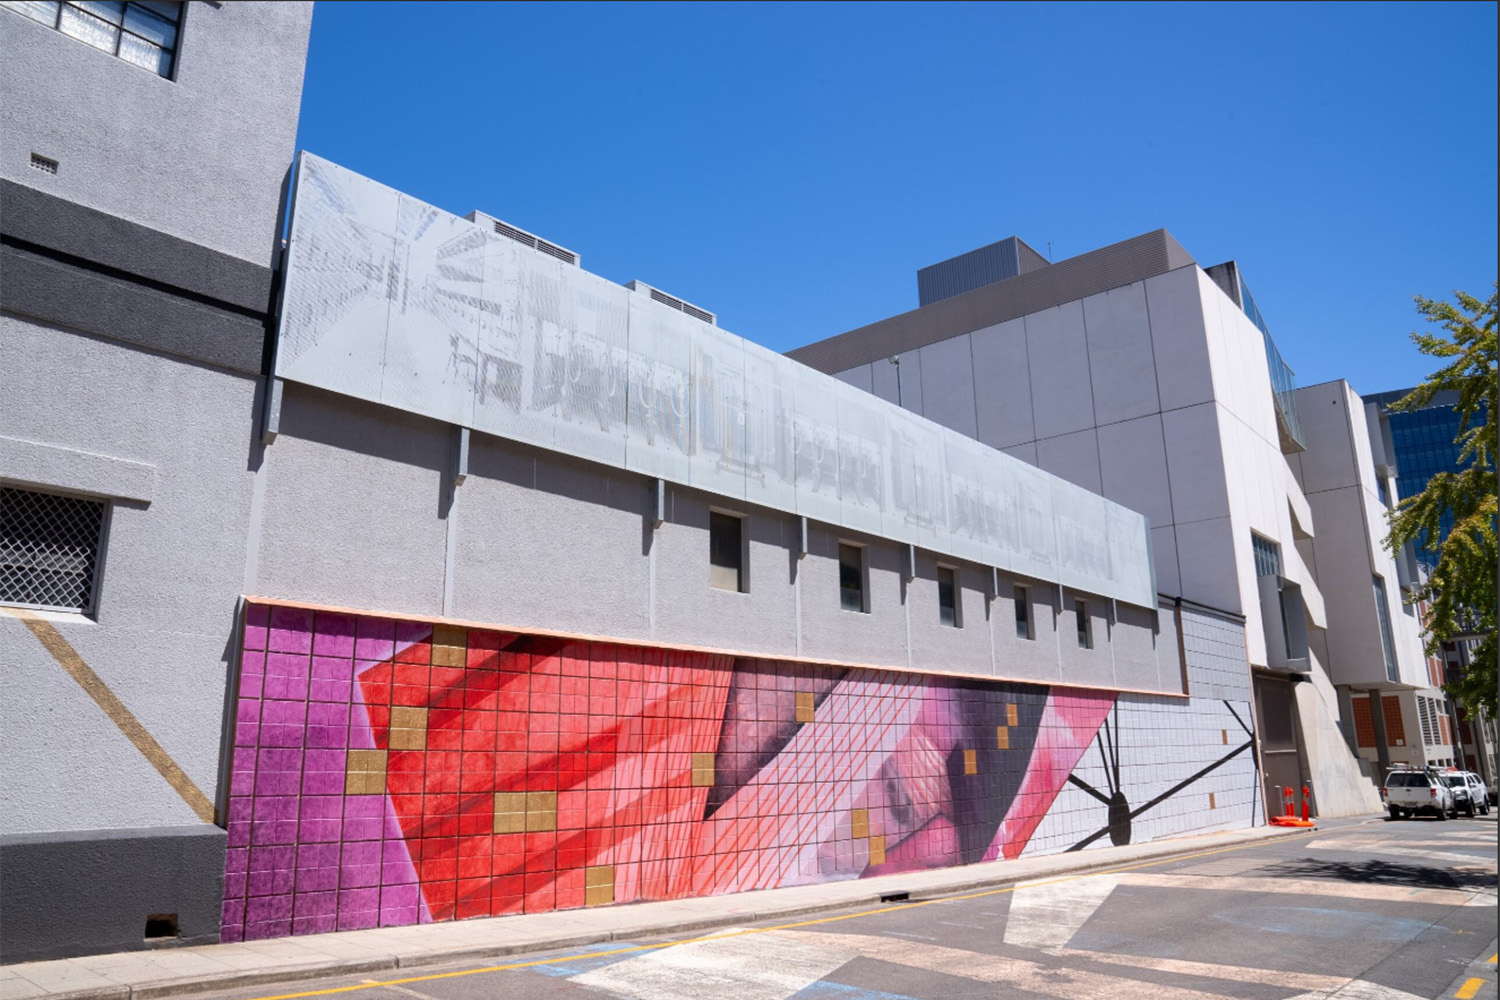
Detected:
left=1075, top=598, right=1092, bottom=649
left=938, top=566, right=960, bottom=628
left=839, top=543, right=866, bottom=613
left=143, top=913, right=178, bottom=940
left=1014, top=585, right=1032, bottom=640
left=709, top=511, right=744, bottom=592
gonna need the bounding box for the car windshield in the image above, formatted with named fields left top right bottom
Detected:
left=1443, top=776, right=1466, bottom=787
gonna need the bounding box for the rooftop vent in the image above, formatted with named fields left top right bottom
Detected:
left=627, top=280, right=716, bottom=326
left=464, top=210, right=579, bottom=267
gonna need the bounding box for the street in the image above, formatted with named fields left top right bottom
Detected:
left=184, top=816, right=1497, bottom=1000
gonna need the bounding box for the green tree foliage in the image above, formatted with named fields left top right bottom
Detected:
left=1384, top=284, right=1497, bottom=717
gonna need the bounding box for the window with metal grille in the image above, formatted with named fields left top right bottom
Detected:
left=1, top=2, right=182, bottom=79
left=1, top=486, right=107, bottom=613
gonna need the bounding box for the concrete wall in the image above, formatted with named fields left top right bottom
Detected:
left=0, top=1, right=312, bottom=266
left=248, top=382, right=1180, bottom=695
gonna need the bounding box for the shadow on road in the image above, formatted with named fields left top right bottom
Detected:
left=1257, top=857, right=1495, bottom=891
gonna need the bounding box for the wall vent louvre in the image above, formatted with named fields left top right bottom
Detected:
left=650, top=288, right=686, bottom=312
left=681, top=303, right=714, bottom=324
left=480, top=215, right=579, bottom=266
left=29, top=153, right=58, bottom=175
left=630, top=281, right=716, bottom=326
left=535, top=239, right=577, bottom=265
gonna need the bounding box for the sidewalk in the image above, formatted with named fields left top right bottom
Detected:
left=1, top=824, right=1305, bottom=1000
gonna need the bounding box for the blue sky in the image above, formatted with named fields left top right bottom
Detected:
left=294, top=1, right=1497, bottom=396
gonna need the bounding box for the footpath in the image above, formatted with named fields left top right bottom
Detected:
left=1, top=824, right=1303, bottom=1000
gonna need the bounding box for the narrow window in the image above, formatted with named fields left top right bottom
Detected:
left=708, top=511, right=744, bottom=592
left=838, top=543, right=866, bottom=613
left=1014, top=585, right=1032, bottom=640
left=938, top=566, right=960, bottom=628
left=1075, top=598, right=1092, bottom=648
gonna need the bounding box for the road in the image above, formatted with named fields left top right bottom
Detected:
left=189, top=815, right=1497, bottom=1000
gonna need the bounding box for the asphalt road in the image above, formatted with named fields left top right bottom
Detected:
left=190, top=814, right=1497, bottom=1000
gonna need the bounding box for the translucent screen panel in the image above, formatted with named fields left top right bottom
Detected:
left=276, top=153, right=1157, bottom=609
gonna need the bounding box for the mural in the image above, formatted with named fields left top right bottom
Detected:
left=222, top=603, right=1252, bottom=942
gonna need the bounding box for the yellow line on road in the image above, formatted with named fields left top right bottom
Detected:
left=232, top=828, right=1323, bottom=1000
left=1, top=606, right=216, bottom=822
left=1489, top=953, right=1498, bottom=964
left=1456, top=977, right=1484, bottom=999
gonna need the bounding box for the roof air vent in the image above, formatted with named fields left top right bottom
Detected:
left=464, top=210, right=579, bottom=267
left=627, top=281, right=716, bottom=326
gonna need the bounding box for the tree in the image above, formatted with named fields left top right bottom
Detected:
left=1384, top=284, right=1497, bottom=718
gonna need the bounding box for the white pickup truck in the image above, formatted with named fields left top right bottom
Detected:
left=1382, top=768, right=1456, bottom=820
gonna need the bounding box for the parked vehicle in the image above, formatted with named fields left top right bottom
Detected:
left=1440, top=771, right=1491, bottom=817
left=1382, top=768, right=1456, bottom=820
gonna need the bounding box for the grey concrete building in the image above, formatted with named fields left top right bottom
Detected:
left=0, top=0, right=314, bottom=960
left=790, top=233, right=1413, bottom=818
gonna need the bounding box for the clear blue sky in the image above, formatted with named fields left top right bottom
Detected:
left=294, top=1, right=1497, bottom=396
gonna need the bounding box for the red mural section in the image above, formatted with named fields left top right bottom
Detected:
left=223, top=603, right=1114, bottom=941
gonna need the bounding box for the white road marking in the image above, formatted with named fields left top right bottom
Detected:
left=572, top=928, right=853, bottom=1000
left=1001, top=874, right=1123, bottom=950
left=1282, top=979, right=1431, bottom=999
left=1054, top=948, right=1349, bottom=991
left=789, top=930, right=1228, bottom=1000
left=1123, top=872, right=1482, bottom=905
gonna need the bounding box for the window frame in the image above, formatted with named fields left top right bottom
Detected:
left=0, top=483, right=112, bottom=617
left=708, top=508, right=747, bottom=594
left=837, top=541, right=868, bottom=614
left=1013, top=584, right=1032, bottom=640
left=937, top=564, right=961, bottom=629
left=1074, top=597, right=1092, bottom=649
left=1, top=1, right=183, bottom=80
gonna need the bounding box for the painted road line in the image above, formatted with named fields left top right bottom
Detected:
left=1053, top=948, right=1347, bottom=991
left=1456, top=978, right=1485, bottom=999
left=1122, top=872, right=1482, bottom=906
left=227, top=830, right=1322, bottom=1000
left=1002, top=875, right=1122, bottom=950
left=572, top=928, right=853, bottom=1000
left=1489, top=954, right=1497, bottom=964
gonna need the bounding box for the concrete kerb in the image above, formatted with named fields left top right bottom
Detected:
left=10, top=824, right=1313, bottom=1000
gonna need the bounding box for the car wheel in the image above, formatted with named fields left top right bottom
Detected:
left=1388, top=805, right=1402, bottom=820
left=1437, top=807, right=1448, bottom=821
left=1467, top=803, right=1477, bottom=818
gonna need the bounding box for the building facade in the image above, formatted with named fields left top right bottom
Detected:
left=0, top=0, right=314, bottom=961
left=1, top=4, right=1267, bottom=958
left=789, top=234, right=1413, bottom=818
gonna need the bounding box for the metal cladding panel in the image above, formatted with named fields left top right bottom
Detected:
left=275, top=153, right=1157, bottom=608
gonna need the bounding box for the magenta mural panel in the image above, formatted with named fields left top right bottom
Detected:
left=222, top=602, right=1115, bottom=941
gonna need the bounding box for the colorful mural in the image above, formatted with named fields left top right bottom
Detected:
left=223, top=603, right=1242, bottom=942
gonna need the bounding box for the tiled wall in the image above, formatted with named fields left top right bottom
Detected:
left=222, top=602, right=1255, bottom=941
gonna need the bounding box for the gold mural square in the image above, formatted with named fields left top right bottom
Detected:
left=963, top=749, right=978, bottom=776
left=526, top=790, right=557, bottom=832
left=868, top=834, right=886, bottom=866
left=389, top=706, right=428, bottom=750
left=345, top=749, right=388, bottom=796
left=795, top=692, right=815, bottom=724
left=690, top=752, right=716, bottom=787
left=850, top=808, right=869, bottom=840
left=586, top=864, right=615, bottom=888
left=585, top=884, right=615, bottom=906
left=1209, top=792, right=1217, bottom=809
left=431, top=624, right=469, bottom=666
left=996, top=726, right=1010, bottom=750
left=494, top=792, right=527, bottom=834
left=1222, top=729, right=1229, bottom=745
left=1006, top=703, right=1019, bottom=727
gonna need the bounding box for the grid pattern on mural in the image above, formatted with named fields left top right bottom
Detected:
left=224, top=603, right=1165, bottom=941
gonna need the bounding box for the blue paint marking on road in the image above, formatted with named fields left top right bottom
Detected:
left=1213, top=906, right=1442, bottom=942
left=530, top=942, right=649, bottom=978
left=789, top=981, right=922, bottom=1000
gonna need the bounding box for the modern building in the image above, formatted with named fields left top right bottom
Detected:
left=1365, top=387, right=1498, bottom=786
left=2, top=3, right=1267, bottom=959
left=0, top=0, right=314, bottom=961
left=789, top=234, right=1417, bottom=818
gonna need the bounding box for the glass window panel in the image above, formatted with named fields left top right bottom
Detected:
left=1013, top=585, right=1031, bottom=640
left=118, top=32, right=169, bottom=74
left=60, top=3, right=118, bottom=49
left=72, top=0, right=122, bottom=23
left=133, top=0, right=178, bottom=20
left=1075, top=598, right=1091, bottom=648
left=839, top=543, right=864, bottom=613
left=709, top=512, right=743, bottom=593
left=123, top=2, right=173, bottom=46
left=938, top=567, right=958, bottom=627
left=1, top=1, right=59, bottom=25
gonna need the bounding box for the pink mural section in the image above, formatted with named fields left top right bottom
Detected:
left=222, top=603, right=1115, bottom=942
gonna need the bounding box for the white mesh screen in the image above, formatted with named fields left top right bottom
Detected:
left=1, top=486, right=105, bottom=613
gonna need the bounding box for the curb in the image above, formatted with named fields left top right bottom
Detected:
left=18, top=825, right=1315, bottom=1000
